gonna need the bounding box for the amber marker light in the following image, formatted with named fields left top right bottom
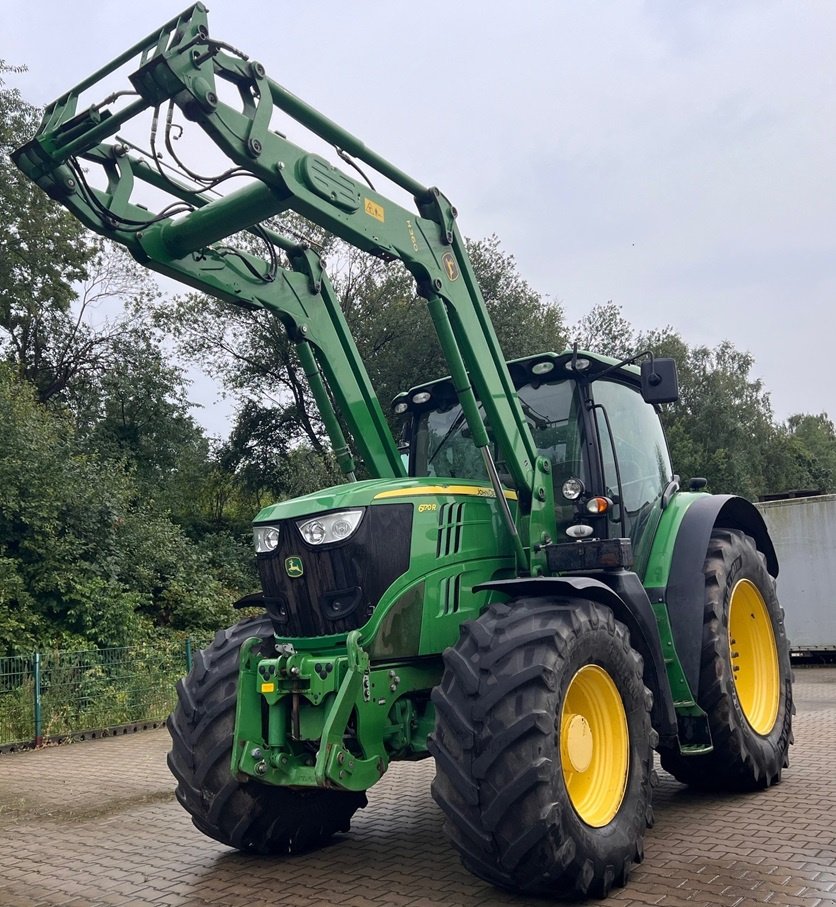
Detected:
left=586, top=496, right=612, bottom=515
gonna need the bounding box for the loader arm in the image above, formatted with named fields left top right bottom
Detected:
left=13, top=2, right=553, bottom=570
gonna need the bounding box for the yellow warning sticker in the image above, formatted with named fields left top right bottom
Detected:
left=260, top=682, right=275, bottom=694
left=364, top=198, right=385, bottom=222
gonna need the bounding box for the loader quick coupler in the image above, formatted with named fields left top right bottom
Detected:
left=232, top=630, right=439, bottom=792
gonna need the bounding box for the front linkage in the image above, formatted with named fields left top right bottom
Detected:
left=232, top=631, right=440, bottom=791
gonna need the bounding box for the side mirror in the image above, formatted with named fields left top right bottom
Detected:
left=640, top=358, right=679, bottom=404
left=396, top=421, right=410, bottom=453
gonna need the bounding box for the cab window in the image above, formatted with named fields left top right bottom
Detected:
left=591, top=379, right=672, bottom=564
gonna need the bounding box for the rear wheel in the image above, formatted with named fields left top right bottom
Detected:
left=429, top=598, right=655, bottom=899
left=168, top=616, right=366, bottom=852
left=659, top=528, right=793, bottom=789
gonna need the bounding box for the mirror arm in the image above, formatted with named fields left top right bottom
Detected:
left=590, top=349, right=655, bottom=384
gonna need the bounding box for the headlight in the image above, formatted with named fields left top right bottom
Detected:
left=562, top=477, right=585, bottom=501
left=297, top=509, right=364, bottom=546
left=253, top=525, right=280, bottom=553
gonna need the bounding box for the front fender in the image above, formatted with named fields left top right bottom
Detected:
left=475, top=574, right=678, bottom=741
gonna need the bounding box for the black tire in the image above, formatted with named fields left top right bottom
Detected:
left=659, top=528, right=793, bottom=790
left=429, top=598, right=656, bottom=899
left=167, top=616, right=366, bottom=853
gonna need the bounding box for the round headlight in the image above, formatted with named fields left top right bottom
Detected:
left=264, top=527, right=279, bottom=549
left=330, top=518, right=355, bottom=540
left=300, top=520, right=326, bottom=545
left=253, top=525, right=280, bottom=553
left=393, top=402, right=409, bottom=414
left=562, top=477, right=585, bottom=501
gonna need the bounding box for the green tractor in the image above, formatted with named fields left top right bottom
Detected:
left=14, top=5, right=793, bottom=898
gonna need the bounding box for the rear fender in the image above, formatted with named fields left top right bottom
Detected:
left=657, top=494, right=778, bottom=697
left=475, top=574, right=678, bottom=740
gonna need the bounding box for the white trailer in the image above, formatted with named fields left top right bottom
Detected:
left=755, top=494, right=836, bottom=652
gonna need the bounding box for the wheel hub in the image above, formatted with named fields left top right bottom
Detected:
left=563, top=714, right=594, bottom=773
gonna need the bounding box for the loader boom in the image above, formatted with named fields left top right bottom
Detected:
left=13, top=1, right=551, bottom=571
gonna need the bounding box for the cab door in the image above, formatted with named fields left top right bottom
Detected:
left=590, top=380, right=674, bottom=577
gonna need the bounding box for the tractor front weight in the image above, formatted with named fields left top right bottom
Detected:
left=232, top=630, right=440, bottom=792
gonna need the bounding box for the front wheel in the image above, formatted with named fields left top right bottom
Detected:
left=659, top=528, right=793, bottom=790
left=167, top=616, right=367, bottom=853
left=429, top=598, right=656, bottom=899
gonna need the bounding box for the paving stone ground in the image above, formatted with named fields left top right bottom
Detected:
left=0, top=666, right=834, bottom=907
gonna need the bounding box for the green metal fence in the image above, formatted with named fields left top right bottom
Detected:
left=0, top=638, right=201, bottom=749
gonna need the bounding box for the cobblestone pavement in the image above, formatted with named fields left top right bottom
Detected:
left=0, top=667, right=834, bottom=907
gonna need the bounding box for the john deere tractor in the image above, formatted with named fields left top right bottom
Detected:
left=14, top=5, right=793, bottom=898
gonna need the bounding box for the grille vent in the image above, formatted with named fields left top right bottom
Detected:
left=438, top=572, right=462, bottom=616
left=436, top=502, right=465, bottom=557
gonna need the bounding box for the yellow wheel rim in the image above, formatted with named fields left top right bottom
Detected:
left=559, top=665, right=629, bottom=827
left=728, top=579, right=780, bottom=735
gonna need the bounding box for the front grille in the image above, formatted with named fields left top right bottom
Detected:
left=257, top=504, right=413, bottom=638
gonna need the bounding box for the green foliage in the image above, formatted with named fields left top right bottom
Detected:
left=467, top=236, right=566, bottom=360
left=0, top=366, right=246, bottom=653
left=664, top=341, right=775, bottom=499
left=0, top=63, right=97, bottom=397
left=74, top=325, right=209, bottom=506
left=573, top=302, right=836, bottom=499
left=0, top=71, right=259, bottom=651
left=781, top=414, right=836, bottom=492
left=0, top=642, right=197, bottom=745
left=341, top=235, right=567, bottom=413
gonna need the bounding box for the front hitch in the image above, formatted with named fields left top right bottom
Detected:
left=231, top=630, right=440, bottom=792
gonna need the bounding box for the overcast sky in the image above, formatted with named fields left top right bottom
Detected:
left=5, top=1, right=836, bottom=434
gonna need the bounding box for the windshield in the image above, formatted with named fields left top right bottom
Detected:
left=411, top=380, right=588, bottom=525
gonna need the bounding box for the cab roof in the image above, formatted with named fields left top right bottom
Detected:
left=392, top=349, right=642, bottom=412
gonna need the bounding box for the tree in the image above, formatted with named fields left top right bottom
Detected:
left=460, top=235, right=567, bottom=361
left=0, top=67, right=265, bottom=651
left=74, top=326, right=204, bottom=493
left=662, top=341, right=776, bottom=498
left=1, top=66, right=161, bottom=406
left=572, top=300, right=638, bottom=359
left=571, top=304, right=786, bottom=499
left=0, top=366, right=250, bottom=653
left=0, top=62, right=96, bottom=393
left=771, top=413, right=836, bottom=493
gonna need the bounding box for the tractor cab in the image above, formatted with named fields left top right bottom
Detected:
left=394, top=349, right=679, bottom=577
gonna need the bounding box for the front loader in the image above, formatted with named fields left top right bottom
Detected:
left=13, top=5, right=793, bottom=899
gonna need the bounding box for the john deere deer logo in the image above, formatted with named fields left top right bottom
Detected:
left=441, top=251, right=459, bottom=281
left=285, top=556, right=304, bottom=578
